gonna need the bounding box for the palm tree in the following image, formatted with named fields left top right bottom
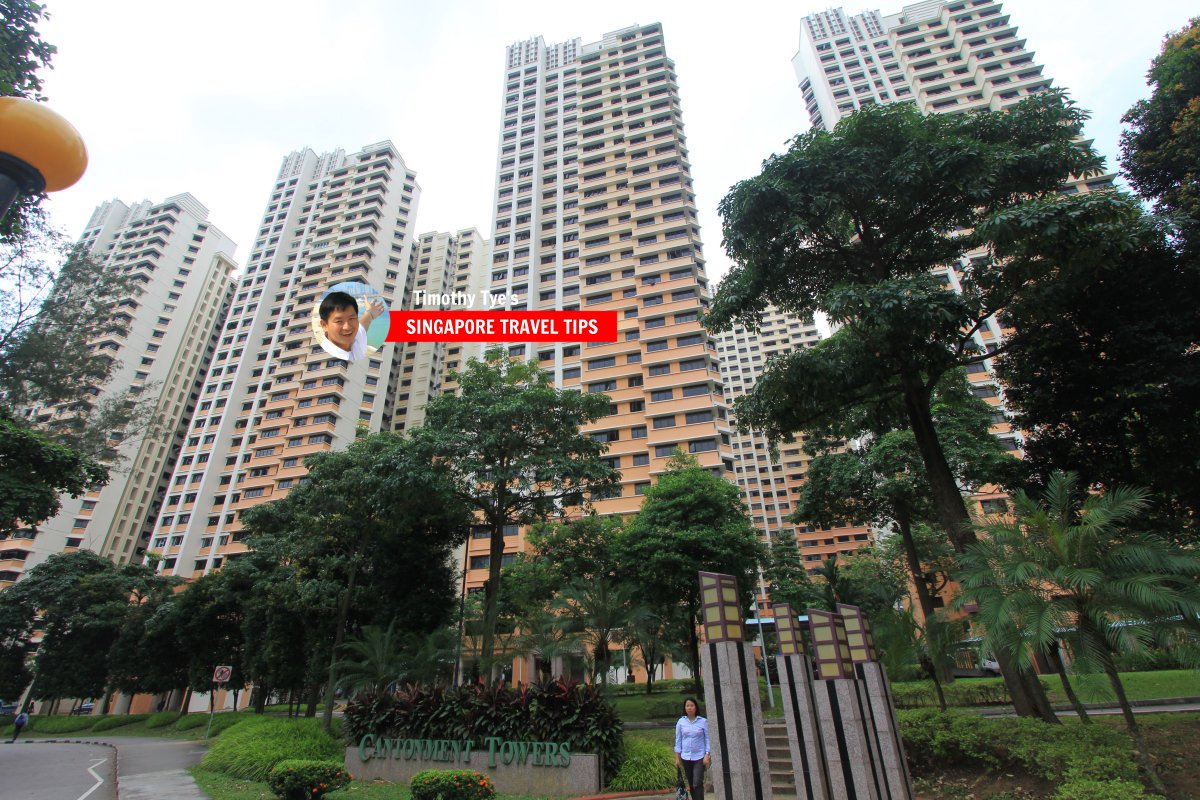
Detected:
left=333, top=621, right=405, bottom=694
left=957, top=471, right=1200, bottom=795
left=554, top=577, right=639, bottom=687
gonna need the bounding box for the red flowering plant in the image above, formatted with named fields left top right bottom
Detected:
left=266, top=759, right=351, bottom=800
left=410, top=769, right=496, bottom=800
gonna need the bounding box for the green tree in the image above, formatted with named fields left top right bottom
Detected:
left=619, top=606, right=687, bottom=694
left=760, top=530, right=822, bottom=614
left=705, top=93, right=1114, bottom=720
left=0, top=221, right=150, bottom=464
left=1121, top=17, right=1200, bottom=248
left=414, top=347, right=616, bottom=673
left=957, top=472, right=1200, bottom=794
left=333, top=622, right=407, bottom=694
left=0, top=551, right=170, bottom=709
left=554, top=577, right=639, bottom=687
left=993, top=194, right=1200, bottom=538
left=619, top=452, right=765, bottom=688
left=793, top=374, right=1014, bottom=619
left=0, top=0, right=58, bottom=242
left=0, top=409, right=106, bottom=536
left=240, top=431, right=472, bottom=731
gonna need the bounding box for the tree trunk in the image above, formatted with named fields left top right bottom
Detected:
left=1099, top=649, right=1169, bottom=797
left=304, top=682, right=319, bottom=717
left=688, top=618, right=702, bottom=694
left=480, top=511, right=508, bottom=678
left=894, top=508, right=936, bottom=621
left=321, top=553, right=360, bottom=733
left=900, top=372, right=1057, bottom=722
left=900, top=374, right=974, bottom=552
left=931, top=673, right=947, bottom=712
left=253, top=684, right=268, bottom=714
left=1046, top=645, right=1089, bottom=723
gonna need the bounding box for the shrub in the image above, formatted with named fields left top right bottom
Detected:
left=897, top=709, right=1142, bottom=796
left=175, top=713, right=209, bottom=731
left=174, top=711, right=246, bottom=735
left=1112, top=648, right=1192, bottom=672
left=201, top=716, right=342, bottom=780
left=24, top=715, right=96, bottom=734
left=409, top=769, right=496, bottom=800
left=266, top=759, right=351, bottom=800
left=607, top=737, right=675, bottom=792
left=145, top=711, right=182, bottom=729
left=344, top=678, right=624, bottom=783
left=92, top=714, right=150, bottom=731
left=1054, top=779, right=1158, bottom=800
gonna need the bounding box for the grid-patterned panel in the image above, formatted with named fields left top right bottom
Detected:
left=837, top=603, right=878, bottom=663
left=699, top=571, right=743, bottom=643
left=772, top=602, right=805, bottom=656
left=807, top=608, right=854, bottom=680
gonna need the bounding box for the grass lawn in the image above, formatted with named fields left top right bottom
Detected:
left=887, top=668, right=1200, bottom=710
left=192, top=768, right=557, bottom=800
left=608, top=678, right=784, bottom=724
left=1043, top=668, right=1200, bottom=705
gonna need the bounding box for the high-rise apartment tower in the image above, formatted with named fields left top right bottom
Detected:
left=145, top=143, right=419, bottom=578
left=460, top=24, right=735, bottom=677
left=2, top=194, right=236, bottom=585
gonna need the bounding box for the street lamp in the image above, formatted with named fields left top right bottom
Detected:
left=0, top=96, right=88, bottom=219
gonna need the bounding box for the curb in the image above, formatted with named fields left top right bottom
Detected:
left=568, top=792, right=673, bottom=800
left=974, top=695, right=1200, bottom=716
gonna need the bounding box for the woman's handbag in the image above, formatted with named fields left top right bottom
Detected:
left=676, top=766, right=691, bottom=800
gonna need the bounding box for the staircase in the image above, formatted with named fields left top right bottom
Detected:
left=764, top=720, right=797, bottom=798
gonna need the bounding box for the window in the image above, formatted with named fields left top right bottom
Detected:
left=679, top=358, right=706, bottom=371
left=632, top=453, right=650, bottom=466
left=650, top=388, right=674, bottom=402
left=686, top=410, right=714, bottom=424
left=688, top=439, right=718, bottom=453
left=653, top=416, right=676, bottom=429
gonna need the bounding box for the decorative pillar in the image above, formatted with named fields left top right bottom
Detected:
left=838, top=605, right=914, bottom=800
left=807, top=609, right=883, bottom=800
left=698, top=571, right=773, bottom=800
left=772, top=602, right=831, bottom=800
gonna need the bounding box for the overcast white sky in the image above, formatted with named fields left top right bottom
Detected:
left=36, top=0, right=1194, bottom=284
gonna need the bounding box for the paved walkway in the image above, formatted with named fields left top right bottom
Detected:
left=14, top=736, right=207, bottom=799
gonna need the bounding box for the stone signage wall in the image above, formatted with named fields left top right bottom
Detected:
left=346, top=734, right=601, bottom=797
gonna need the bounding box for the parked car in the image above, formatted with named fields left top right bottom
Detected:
left=0, top=702, right=17, bottom=715
left=70, top=702, right=95, bottom=715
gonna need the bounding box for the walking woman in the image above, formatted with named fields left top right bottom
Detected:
left=674, top=697, right=710, bottom=800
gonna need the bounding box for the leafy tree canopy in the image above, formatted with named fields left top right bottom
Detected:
left=1121, top=17, right=1200, bottom=245
left=704, top=92, right=1120, bottom=555
left=0, top=408, right=106, bottom=536
left=412, top=346, right=617, bottom=668
left=619, top=451, right=765, bottom=685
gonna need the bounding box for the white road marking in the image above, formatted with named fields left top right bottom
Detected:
left=76, top=757, right=107, bottom=800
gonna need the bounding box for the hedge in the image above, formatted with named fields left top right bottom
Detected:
left=200, top=716, right=343, bottom=781
left=897, top=709, right=1157, bottom=799
left=344, top=678, right=623, bottom=783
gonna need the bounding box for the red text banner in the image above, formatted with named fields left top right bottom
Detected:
left=387, top=311, right=619, bottom=343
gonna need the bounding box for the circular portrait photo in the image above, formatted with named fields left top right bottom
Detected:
left=310, top=281, right=390, bottom=364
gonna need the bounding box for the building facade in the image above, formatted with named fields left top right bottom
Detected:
left=144, top=143, right=420, bottom=579
left=455, top=23, right=735, bottom=679
left=2, top=194, right=237, bottom=586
